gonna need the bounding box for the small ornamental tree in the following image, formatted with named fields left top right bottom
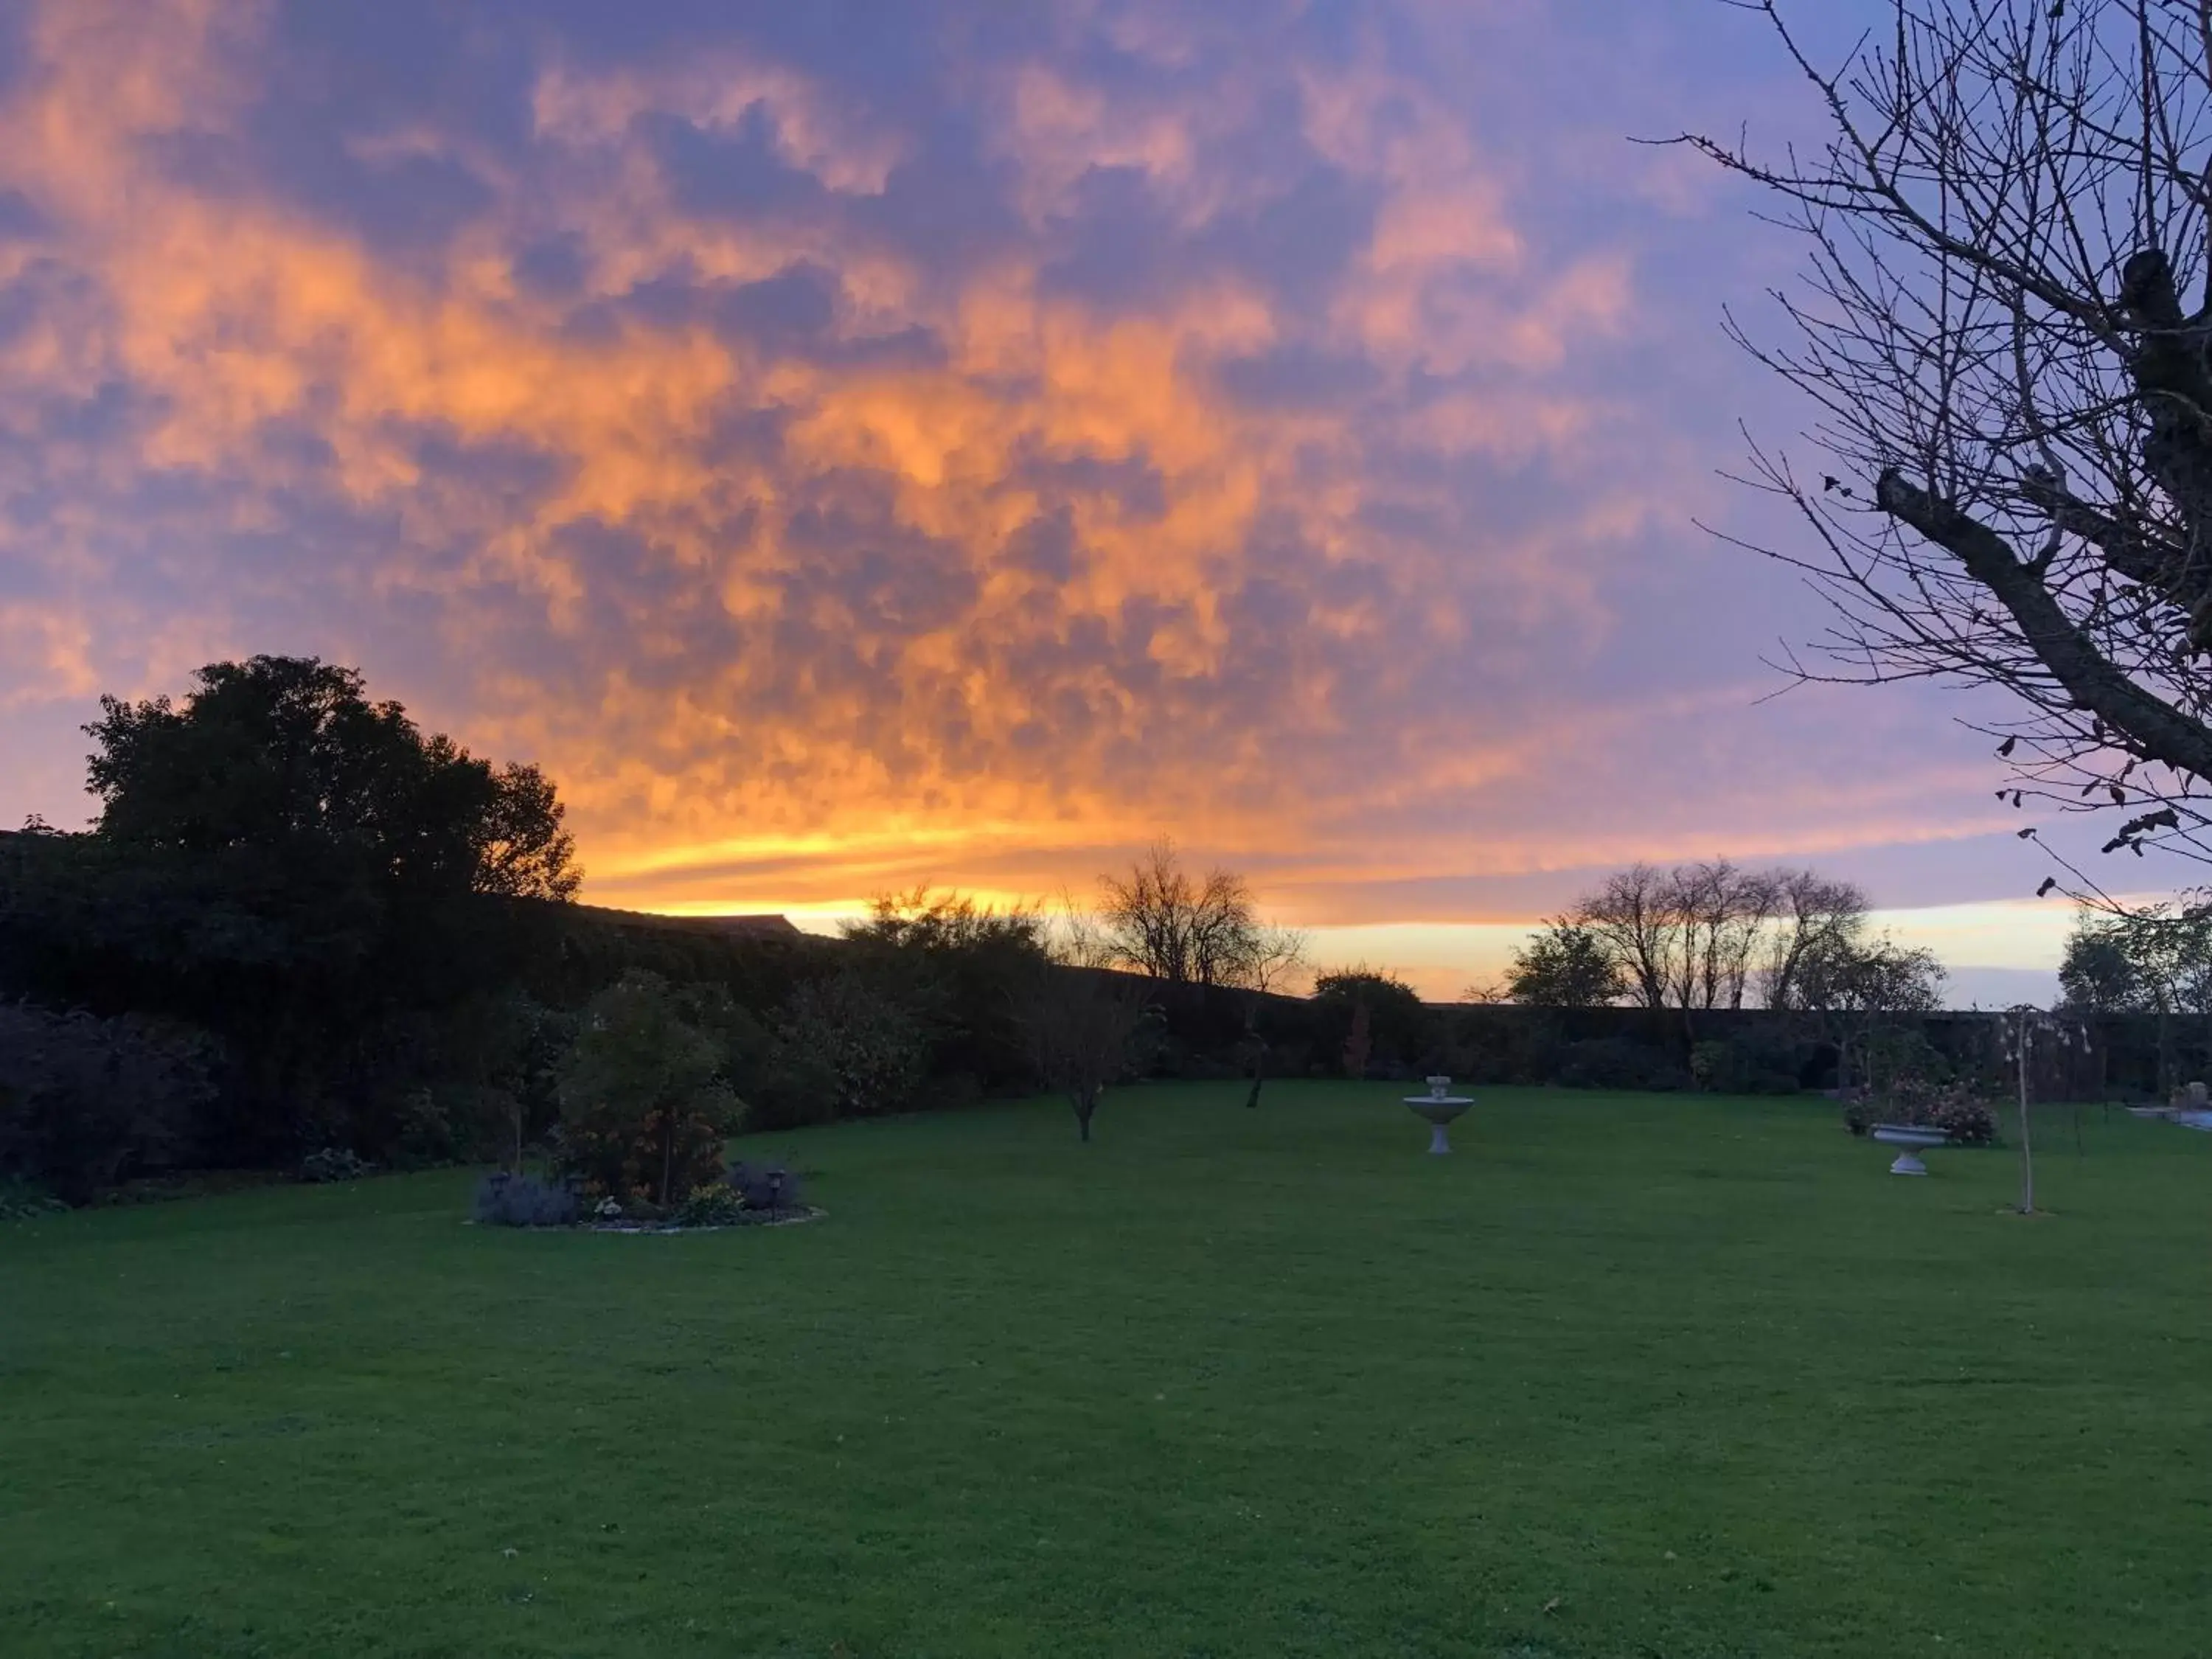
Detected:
left=1342, top=1002, right=1372, bottom=1079
left=556, top=971, right=737, bottom=1206
left=1016, top=963, right=1150, bottom=1143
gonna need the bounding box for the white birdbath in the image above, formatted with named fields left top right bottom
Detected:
left=1870, top=1122, right=1947, bottom=1176
left=1405, top=1079, right=1473, bottom=1155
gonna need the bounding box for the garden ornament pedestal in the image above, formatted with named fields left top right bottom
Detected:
left=1871, top=1123, right=1947, bottom=1176
left=1405, top=1079, right=1473, bottom=1155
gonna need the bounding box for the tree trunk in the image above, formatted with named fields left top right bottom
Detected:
left=1074, top=1091, right=1095, bottom=1142
left=659, top=1108, right=676, bottom=1207
left=2158, top=1006, right=2173, bottom=1099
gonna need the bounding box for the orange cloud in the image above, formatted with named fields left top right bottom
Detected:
left=0, top=0, right=2052, bottom=938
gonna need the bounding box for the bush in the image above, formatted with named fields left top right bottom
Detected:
left=1310, top=970, right=1430, bottom=1076
left=1930, top=1088, right=1997, bottom=1146
left=472, top=1171, right=580, bottom=1227
left=735, top=1042, right=844, bottom=1132
left=0, top=1178, right=66, bottom=1221
left=555, top=972, right=738, bottom=1203
left=775, top=970, right=928, bottom=1117
left=1556, top=1037, right=1688, bottom=1091
left=299, top=1147, right=371, bottom=1183
left=0, top=1004, right=215, bottom=1205
left=1860, top=1074, right=1997, bottom=1146
left=726, top=1159, right=804, bottom=1211
left=673, top=1185, right=746, bottom=1227
left=1689, top=1034, right=1803, bottom=1096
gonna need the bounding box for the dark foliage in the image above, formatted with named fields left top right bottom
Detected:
left=773, top=969, right=929, bottom=1119
left=1688, top=1034, right=1806, bottom=1096
left=1554, top=1037, right=1689, bottom=1093
left=725, top=1160, right=805, bottom=1211
left=1506, top=919, right=1624, bottom=1007
left=472, top=1171, right=581, bottom=1228
left=0, top=1003, right=215, bottom=1204
left=555, top=971, right=738, bottom=1204
left=0, top=1178, right=69, bottom=1220
left=299, top=1147, right=371, bottom=1183
left=1310, top=970, right=1429, bottom=1077
left=0, top=657, right=580, bottom=1171
left=839, top=888, right=1050, bottom=1090
left=673, top=1185, right=748, bottom=1227
left=1015, top=964, right=1152, bottom=1141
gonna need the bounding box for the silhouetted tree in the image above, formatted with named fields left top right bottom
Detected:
left=841, top=886, right=1051, bottom=1089
left=1098, top=839, right=1264, bottom=986
left=1015, top=962, right=1150, bottom=1143
left=1573, top=861, right=1873, bottom=1025
left=1758, top=872, right=1871, bottom=1012
left=1686, top=1, right=2212, bottom=872
left=1792, top=933, right=1947, bottom=1096
left=1237, top=923, right=1309, bottom=1109
left=2058, top=896, right=2212, bottom=1091
left=1, top=655, right=580, bottom=1164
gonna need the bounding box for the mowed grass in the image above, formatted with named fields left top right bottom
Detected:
left=3, top=1085, right=2210, bottom=1659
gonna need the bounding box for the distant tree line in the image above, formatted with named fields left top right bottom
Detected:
left=9, top=658, right=2153, bottom=1210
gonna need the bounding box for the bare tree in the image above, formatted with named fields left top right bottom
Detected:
left=1681, top=1, right=2212, bottom=876
left=1576, top=863, right=1680, bottom=1010
left=1236, top=922, right=1310, bottom=1109
left=1671, top=860, right=1781, bottom=1011
left=1018, top=900, right=1154, bottom=1142
left=1015, top=968, right=1150, bottom=1143
left=1759, top=870, right=1873, bottom=1010
left=1576, top=860, right=1789, bottom=1017
left=1098, top=839, right=1264, bottom=986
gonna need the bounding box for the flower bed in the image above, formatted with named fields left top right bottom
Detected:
left=470, top=1167, right=821, bottom=1231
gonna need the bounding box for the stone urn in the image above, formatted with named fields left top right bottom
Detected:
left=1870, top=1122, right=1947, bottom=1176
left=1405, top=1077, right=1474, bottom=1155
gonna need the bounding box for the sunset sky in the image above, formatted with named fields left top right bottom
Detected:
left=0, top=0, right=2174, bottom=1000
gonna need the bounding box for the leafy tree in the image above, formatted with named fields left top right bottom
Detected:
left=84, top=655, right=577, bottom=901
left=1505, top=919, right=1624, bottom=1008
left=4, top=655, right=582, bottom=1165
left=556, top=971, right=737, bottom=1206
left=2059, top=918, right=2149, bottom=1015
left=2058, top=897, right=2212, bottom=1092
left=1791, top=933, right=1947, bottom=1096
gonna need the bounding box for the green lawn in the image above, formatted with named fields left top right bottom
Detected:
left=3, top=1084, right=2209, bottom=1659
